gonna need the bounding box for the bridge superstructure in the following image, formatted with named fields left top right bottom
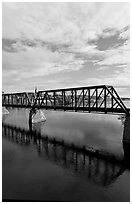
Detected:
left=2, top=85, right=129, bottom=115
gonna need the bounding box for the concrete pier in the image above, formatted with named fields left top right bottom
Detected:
left=29, top=108, right=46, bottom=124
left=2, top=107, right=9, bottom=114
left=123, top=115, right=130, bottom=144
left=123, top=115, right=130, bottom=165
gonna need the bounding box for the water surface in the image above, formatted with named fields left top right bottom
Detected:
left=2, top=107, right=130, bottom=201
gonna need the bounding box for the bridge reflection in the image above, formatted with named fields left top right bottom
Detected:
left=2, top=123, right=129, bottom=187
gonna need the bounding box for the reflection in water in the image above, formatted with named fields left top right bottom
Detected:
left=2, top=123, right=129, bottom=187
left=3, top=107, right=127, bottom=157
left=123, top=142, right=130, bottom=166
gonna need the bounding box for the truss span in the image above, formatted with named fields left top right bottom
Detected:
left=2, top=85, right=130, bottom=115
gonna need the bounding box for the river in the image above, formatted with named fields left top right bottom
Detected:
left=2, top=103, right=130, bottom=201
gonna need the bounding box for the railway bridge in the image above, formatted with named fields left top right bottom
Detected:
left=2, top=85, right=130, bottom=144
left=2, top=85, right=130, bottom=115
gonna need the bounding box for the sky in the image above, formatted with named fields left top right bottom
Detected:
left=2, top=2, right=130, bottom=97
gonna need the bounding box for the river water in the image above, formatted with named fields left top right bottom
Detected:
left=2, top=104, right=130, bottom=201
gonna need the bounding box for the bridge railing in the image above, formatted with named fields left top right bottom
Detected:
left=2, top=85, right=129, bottom=115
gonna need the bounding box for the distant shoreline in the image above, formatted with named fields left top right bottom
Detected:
left=121, top=98, right=130, bottom=101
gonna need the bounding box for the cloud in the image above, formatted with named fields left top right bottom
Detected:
left=94, top=43, right=129, bottom=67
left=2, top=44, right=84, bottom=80
left=3, top=3, right=129, bottom=42
left=2, top=2, right=130, bottom=93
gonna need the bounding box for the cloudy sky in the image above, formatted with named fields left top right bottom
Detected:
left=2, top=2, right=130, bottom=97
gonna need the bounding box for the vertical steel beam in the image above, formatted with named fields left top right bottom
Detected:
left=104, top=87, right=107, bottom=113
left=8, top=95, right=10, bottom=105
left=16, top=95, right=17, bottom=105
left=26, top=95, right=27, bottom=106
left=25, top=94, right=27, bottom=106
left=96, top=88, right=98, bottom=108
left=6, top=95, right=8, bottom=105
left=61, top=91, right=63, bottom=107
left=24, top=95, right=25, bottom=106
left=23, top=94, right=25, bottom=106
left=88, top=89, right=90, bottom=112
left=46, top=92, right=47, bottom=109
left=71, top=90, right=74, bottom=108
left=22, top=95, right=24, bottom=106
left=111, top=87, right=114, bottom=109
left=75, top=89, right=77, bottom=111
left=21, top=96, right=23, bottom=106
left=83, top=88, right=84, bottom=108
left=54, top=91, right=56, bottom=110
left=63, top=91, right=66, bottom=110
left=11, top=95, right=13, bottom=105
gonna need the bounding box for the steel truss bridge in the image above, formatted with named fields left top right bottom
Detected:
left=2, top=123, right=127, bottom=187
left=2, top=85, right=130, bottom=115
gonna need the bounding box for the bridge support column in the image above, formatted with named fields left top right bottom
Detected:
left=29, top=108, right=46, bottom=124
left=123, top=115, right=130, bottom=144
left=2, top=107, right=9, bottom=114
left=123, top=115, right=130, bottom=164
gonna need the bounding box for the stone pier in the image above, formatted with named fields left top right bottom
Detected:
left=123, top=115, right=130, bottom=164
left=29, top=108, right=46, bottom=124
left=123, top=115, right=130, bottom=144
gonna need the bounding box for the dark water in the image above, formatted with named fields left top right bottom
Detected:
left=2, top=107, right=130, bottom=201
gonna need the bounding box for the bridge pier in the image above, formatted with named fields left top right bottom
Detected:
left=2, top=107, right=9, bottom=114
left=123, top=115, right=130, bottom=144
left=29, top=108, right=46, bottom=124
left=123, top=115, right=130, bottom=164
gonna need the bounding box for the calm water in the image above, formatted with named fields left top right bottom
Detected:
left=2, top=106, right=130, bottom=201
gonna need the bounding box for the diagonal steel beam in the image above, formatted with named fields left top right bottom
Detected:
left=91, top=88, right=104, bottom=108
left=105, top=86, right=128, bottom=115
